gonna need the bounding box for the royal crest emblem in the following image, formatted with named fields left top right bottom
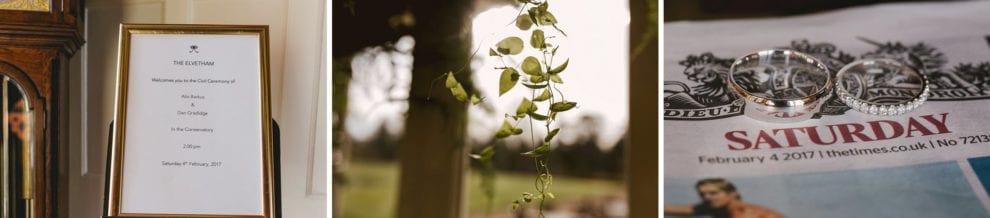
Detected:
left=664, top=53, right=751, bottom=120
left=665, top=37, right=990, bottom=121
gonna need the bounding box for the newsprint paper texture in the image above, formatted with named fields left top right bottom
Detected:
left=664, top=1, right=990, bottom=217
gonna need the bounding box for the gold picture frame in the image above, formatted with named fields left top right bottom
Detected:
left=105, top=24, right=276, bottom=218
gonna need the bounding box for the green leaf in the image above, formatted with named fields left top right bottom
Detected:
left=545, top=192, right=556, bottom=199
left=552, top=46, right=559, bottom=55
left=499, top=68, right=520, bottom=96
left=512, top=200, right=520, bottom=210
left=528, top=112, right=548, bottom=121
left=538, top=11, right=558, bottom=25
left=489, top=48, right=499, bottom=56
left=449, top=83, right=468, bottom=102
left=480, top=146, right=494, bottom=160
left=471, top=146, right=495, bottom=161
left=510, top=114, right=523, bottom=120
left=445, top=72, right=457, bottom=88
left=513, top=128, right=523, bottom=135
left=549, top=74, right=563, bottom=84
left=522, top=83, right=547, bottom=89
left=529, top=3, right=557, bottom=26
left=550, top=101, right=577, bottom=112
left=548, top=59, right=569, bottom=75
left=470, top=94, right=483, bottom=105
left=496, top=37, right=524, bottom=55
left=544, top=128, right=559, bottom=142
left=515, top=98, right=537, bottom=116
left=521, top=56, right=543, bottom=76
left=522, top=82, right=547, bottom=89
left=530, top=74, right=547, bottom=83
left=495, top=120, right=514, bottom=139
left=533, top=89, right=551, bottom=102
left=445, top=72, right=468, bottom=102
left=450, top=86, right=468, bottom=102
left=515, top=14, right=533, bottom=30
left=522, top=192, right=533, bottom=202
left=521, top=143, right=550, bottom=157
left=530, top=29, right=545, bottom=49
left=527, top=7, right=541, bottom=27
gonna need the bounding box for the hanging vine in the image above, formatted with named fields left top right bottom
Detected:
left=442, top=0, right=574, bottom=217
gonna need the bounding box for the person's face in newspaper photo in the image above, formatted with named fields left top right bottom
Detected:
left=697, top=182, right=737, bottom=208
left=663, top=178, right=782, bottom=218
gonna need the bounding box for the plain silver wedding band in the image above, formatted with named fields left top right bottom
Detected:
left=728, top=49, right=833, bottom=123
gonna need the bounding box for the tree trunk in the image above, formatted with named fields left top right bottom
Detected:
left=627, top=0, right=659, bottom=217
left=396, top=0, right=475, bottom=217
left=330, top=57, right=351, bottom=218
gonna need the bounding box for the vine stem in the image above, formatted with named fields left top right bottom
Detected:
left=427, top=2, right=529, bottom=101
left=431, top=1, right=568, bottom=217
left=452, top=2, right=529, bottom=76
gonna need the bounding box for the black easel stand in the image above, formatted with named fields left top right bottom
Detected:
left=102, top=120, right=283, bottom=217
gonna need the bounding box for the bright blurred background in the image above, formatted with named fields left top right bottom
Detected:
left=335, top=0, right=631, bottom=217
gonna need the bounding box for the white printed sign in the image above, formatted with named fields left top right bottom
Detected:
left=109, top=25, right=274, bottom=217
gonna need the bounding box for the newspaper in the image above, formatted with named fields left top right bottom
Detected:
left=663, top=1, right=990, bottom=217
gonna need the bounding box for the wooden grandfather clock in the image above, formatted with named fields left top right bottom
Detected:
left=0, top=0, right=83, bottom=217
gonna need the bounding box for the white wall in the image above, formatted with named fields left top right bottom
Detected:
left=68, top=0, right=327, bottom=217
